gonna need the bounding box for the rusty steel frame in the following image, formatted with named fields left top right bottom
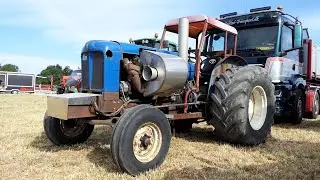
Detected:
left=194, top=21, right=208, bottom=93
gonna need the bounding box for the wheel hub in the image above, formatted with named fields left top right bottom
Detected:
left=133, top=122, right=162, bottom=163
left=140, top=134, right=151, bottom=148
left=59, top=119, right=86, bottom=137
left=248, top=86, right=268, bottom=131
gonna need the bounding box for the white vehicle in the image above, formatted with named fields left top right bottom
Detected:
left=0, top=71, right=46, bottom=94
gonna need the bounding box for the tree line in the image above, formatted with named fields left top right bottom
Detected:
left=0, top=63, right=74, bottom=85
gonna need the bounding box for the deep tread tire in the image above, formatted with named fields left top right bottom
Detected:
left=305, top=91, right=319, bottom=119
left=43, top=112, right=94, bottom=145
left=111, top=105, right=171, bottom=176
left=291, top=89, right=304, bottom=124
left=208, top=66, right=275, bottom=146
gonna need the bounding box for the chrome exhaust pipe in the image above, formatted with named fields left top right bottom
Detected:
left=178, top=17, right=189, bottom=61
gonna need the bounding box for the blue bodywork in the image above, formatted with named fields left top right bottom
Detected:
left=81, top=40, right=195, bottom=93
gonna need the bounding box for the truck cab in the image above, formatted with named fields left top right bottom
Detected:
left=219, top=6, right=317, bottom=122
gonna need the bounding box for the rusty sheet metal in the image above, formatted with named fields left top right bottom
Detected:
left=103, top=92, right=119, bottom=101
left=100, top=100, right=123, bottom=113
left=98, top=92, right=122, bottom=113
left=170, top=112, right=203, bottom=120
left=68, top=106, right=96, bottom=119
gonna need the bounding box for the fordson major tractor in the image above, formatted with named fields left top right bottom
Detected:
left=43, top=15, right=275, bottom=175
left=219, top=6, right=320, bottom=123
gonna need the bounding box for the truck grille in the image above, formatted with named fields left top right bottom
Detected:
left=91, top=51, right=104, bottom=90
left=81, top=53, right=89, bottom=90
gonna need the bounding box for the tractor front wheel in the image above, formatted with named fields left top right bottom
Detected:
left=111, top=105, right=171, bottom=176
left=208, top=66, right=275, bottom=146
left=43, top=112, right=94, bottom=145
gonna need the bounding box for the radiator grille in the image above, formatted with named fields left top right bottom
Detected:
left=91, top=51, right=104, bottom=90
left=81, top=53, right=89, bottom=90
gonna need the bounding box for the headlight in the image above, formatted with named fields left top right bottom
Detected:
left=82, top=53, right=88, bottom=61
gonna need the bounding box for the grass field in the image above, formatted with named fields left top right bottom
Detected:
left=0, top=94, right=320, bottom=180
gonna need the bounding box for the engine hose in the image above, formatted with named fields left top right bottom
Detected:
left=184, top=88, right=192, bottom=113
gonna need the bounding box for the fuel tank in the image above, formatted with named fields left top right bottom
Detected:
left=140, top=50, right=189, bottom=97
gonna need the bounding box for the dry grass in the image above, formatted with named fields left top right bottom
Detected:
left=0, top=94, right=320, bottom=180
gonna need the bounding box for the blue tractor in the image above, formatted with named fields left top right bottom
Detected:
left=43, top=15, right=275, bottom=176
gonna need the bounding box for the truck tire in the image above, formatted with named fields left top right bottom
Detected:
left=111, top=105, right=171, bottom=176
left=208, top=66, right=275, bottom=146
left=11, top=90, right=19, bottom=94
left=291, top=89, right=304, bottom=124
left=305, top=91, right=319, bottom=119
left=43, top=112, right=94, bottom=145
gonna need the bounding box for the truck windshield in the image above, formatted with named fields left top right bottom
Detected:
left=235, top=26, right=278, bottom=51
left=209, top=26, right=278, bottom=53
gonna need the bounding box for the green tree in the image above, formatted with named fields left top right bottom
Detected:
left=62, top=66, right=73, bottom=76
left=37, top=64, right=73, bottom=85
left=0, top=64, right=19, bottom=72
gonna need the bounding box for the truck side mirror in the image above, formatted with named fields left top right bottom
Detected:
left=294, top=24, right=302, bottom=48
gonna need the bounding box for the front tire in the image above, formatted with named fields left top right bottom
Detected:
left=11, top=90, right=19, bottom=94
left=43, top=113, right=94, bottom=145
left=208, top=66, right=275, bottom=146
left=291, top=89, right=304, bottom=124
left=111, top=105, right=171, bottom=176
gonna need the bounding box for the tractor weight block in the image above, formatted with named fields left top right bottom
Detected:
left=46, top=93, right=100, bottom=120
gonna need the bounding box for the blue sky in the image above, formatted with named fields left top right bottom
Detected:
left=0, top=0, right=320, bottom=74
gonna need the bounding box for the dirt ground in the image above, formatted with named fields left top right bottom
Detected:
left=0, top=94, right=320, bottom=180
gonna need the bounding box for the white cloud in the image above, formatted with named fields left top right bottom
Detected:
left=20, top=0, right=185, bottom=45
left=0, top=53, right=79, bottom=74
left=0, top=0, right=200, bottom=74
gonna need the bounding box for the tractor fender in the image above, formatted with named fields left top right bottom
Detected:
left=215, top=55, right=248, bottom=67
left=207, top=55, right=248, bottom=97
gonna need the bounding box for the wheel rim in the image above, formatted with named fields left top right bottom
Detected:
left=133, top=122, right=162, bottom=163
left=59, top=119, right=87, bottom=137
left=248, top=86, right=268, bottom=130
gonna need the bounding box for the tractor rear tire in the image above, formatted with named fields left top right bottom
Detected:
left=111, top=105, right=171, bottom=176
left=208, top=66, right=275, bottom=146
left=43, top=112, right=94, bottom=145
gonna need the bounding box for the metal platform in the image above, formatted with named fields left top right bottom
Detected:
left=47, top=93, right=100, bottom=120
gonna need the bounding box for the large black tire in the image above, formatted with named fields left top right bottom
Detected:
left=305, top=91, right=319, bottom=119
left=291, top=89, right=304, bottom=124
left=208, top=66, right=275, bottom=146
left=111, top=105, right=171, bottom=176
left=43, top=113, right=94, bottom=145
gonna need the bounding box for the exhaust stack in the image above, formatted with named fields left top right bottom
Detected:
left=178, top=17, right=189, bottom=61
